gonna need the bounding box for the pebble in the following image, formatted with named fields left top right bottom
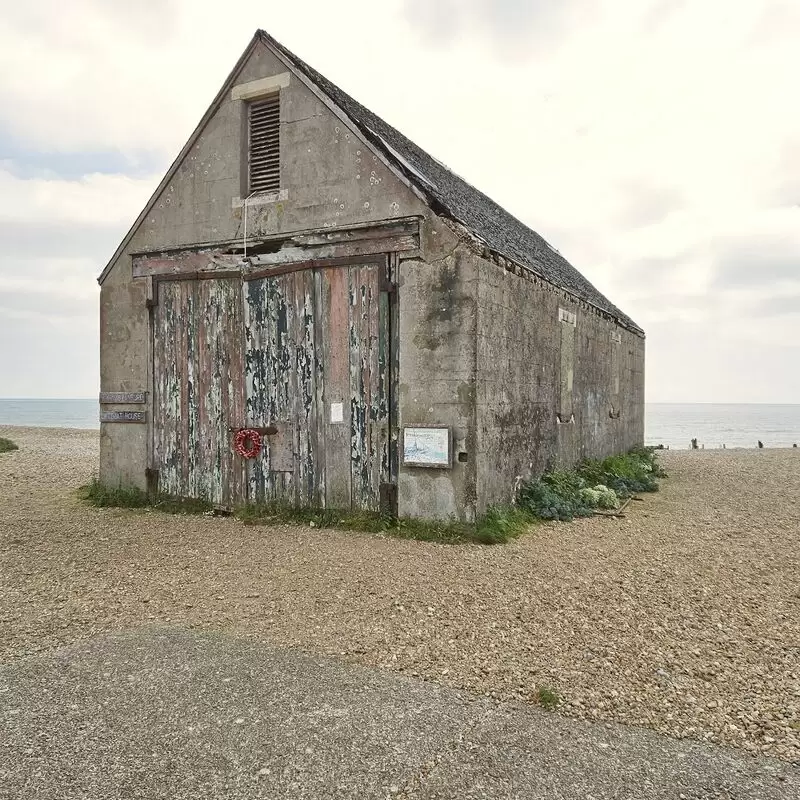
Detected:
left=1, top=429, right=798, bottom=763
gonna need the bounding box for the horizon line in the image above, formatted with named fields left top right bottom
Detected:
left=1, top=397, right=799, bottom=406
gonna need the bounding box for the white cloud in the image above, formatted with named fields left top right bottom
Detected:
left=0, top=0, right=798, bottom=401
left=0, top=169, right=157, bottom=225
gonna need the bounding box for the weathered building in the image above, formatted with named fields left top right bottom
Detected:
left=98, top=30, right=645, bottom=521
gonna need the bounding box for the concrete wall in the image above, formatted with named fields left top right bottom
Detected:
left=397, top=228, right=478, bottom=522
left=474, top=255, right=645, bottom=512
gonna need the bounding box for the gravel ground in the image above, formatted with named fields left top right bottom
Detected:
left=2, top=628, right=797, bottom=800
left=1, top=426, right=798, bottom=764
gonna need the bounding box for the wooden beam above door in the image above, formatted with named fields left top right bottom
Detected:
left=131, top=217, right=421, bottom=280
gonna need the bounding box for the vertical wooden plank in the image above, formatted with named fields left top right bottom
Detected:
left=152, top=289, right=165, bottom=491
left=349, top=264, right=373, bottom=509
left=348, top=265, right=362, bottom=507
left=178, top=280, right=190, bottom=495
left=185, top=280, right=198, bottom=500
left=388, top=254, right=400, bottom=489
left=227, top=277, right=246, bottom=507
left=275, top=273, right=295, bottom=504
left=377, top=270, right=391, bottom=487
left=160, top=282, right=182, bottom=497
left=196, top=280, right=210, bottom=503
left=295, top=268, right=317, bottom=506
left=244, top=277, right=265, bottom=503
left=312, top=267, right=326, bottom=506
left=321, top=266, right=353, bottom=509
left=244, top=274, right=298, bottom=506
left=366, top=263, right=382, bottom=506
left=203, top=279, right=220, bottom=505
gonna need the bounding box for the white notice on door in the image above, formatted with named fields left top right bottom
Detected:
left=330, top=402, right=344, bottom=423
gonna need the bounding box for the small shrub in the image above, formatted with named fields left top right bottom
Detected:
left=0, top=437, right=19, bottom=454
left=578, top=448, right=665, bottom=498
left=536, top=685, right=561, bottom=710
left=472, top=506, right=535, bottom=544
left=593, top=485, right=619, bottom=510
left=518, top=472, right=594, bottom=521
left=518, top=447, right=664, bottom=521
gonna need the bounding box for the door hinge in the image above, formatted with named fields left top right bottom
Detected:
left=379, top=265, right=396, bottom=294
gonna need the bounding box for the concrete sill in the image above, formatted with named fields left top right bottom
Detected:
left=232, top=190, right=288, bottom=209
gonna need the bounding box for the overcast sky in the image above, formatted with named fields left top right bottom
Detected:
left=1, top=0, right=798, bottom=402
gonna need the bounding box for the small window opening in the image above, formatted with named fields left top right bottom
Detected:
left=248, top=95, right=280, bottom=193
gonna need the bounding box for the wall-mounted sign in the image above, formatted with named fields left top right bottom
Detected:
left=330, top=402, right=344, bottom=424
left=402, top=426, right=451, bottom=468
left=100, top=411, right=146, bottom=423
left=99, top=392, right=147, bottom=404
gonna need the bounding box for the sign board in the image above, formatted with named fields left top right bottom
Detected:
left=99, top=392, right=147, bottom=404
left=402, top=426, right=451, bottom=468
left=100, top=411, right=146, bottom=423
left=330, top=402, right=344, bottom=423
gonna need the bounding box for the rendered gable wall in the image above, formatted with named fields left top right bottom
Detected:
left=99, top=39, right=481, bottom=517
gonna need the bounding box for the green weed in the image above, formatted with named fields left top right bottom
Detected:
left=0, top=437, right=19, bottom=454
left=78, top=479, right=212, bottom=515
left=236, top=502, right=536, bottom=545
left=536, top=685, right=561, bottom=710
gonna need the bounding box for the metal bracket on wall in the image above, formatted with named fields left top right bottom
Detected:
left=228, top=425, right=279, bottom=436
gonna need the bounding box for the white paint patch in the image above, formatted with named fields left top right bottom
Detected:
left=330, top=402, right=344, bottom=423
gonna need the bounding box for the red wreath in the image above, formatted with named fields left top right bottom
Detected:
left=233, top=428, right=262, bottom=459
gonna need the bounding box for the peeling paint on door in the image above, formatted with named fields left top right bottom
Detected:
left=152, top=259, right=394, bottom=511
left=244, top=260, right=391, bottom=510
left=152, top=278, right=245, bottom=506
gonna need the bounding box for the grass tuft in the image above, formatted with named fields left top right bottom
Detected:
left=80, top=483, right=537, bottom=545
left=236, top=502, right=537, bottom=545
left=0, top=437, right=19, bottom=454
left=78, top=479, right=212, bottom=515
left=78, top=479, right=149, bottom=508
left=535, top=685, right=561, bottom=711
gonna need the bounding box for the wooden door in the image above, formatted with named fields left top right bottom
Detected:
left=152, top=278, right=246, bottom=506
left=243, top=260, right=393, bottom=511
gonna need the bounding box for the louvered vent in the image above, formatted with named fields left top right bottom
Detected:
left=248, top=95, right=280, bottom=192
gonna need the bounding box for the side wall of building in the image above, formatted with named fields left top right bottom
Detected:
left=474, top=255, right=645, bottom=511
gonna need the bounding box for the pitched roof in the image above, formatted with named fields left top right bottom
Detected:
left=100, top=30, right=641, bottom=334
left=259, top=31, right=642, bottom=334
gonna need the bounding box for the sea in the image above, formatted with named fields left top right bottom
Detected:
left=0, top=399, right=798, bottom=451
